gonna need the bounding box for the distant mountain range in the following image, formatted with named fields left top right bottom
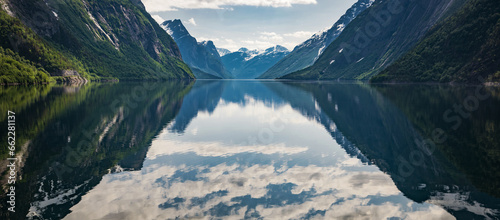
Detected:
left=259, top=0, right=374, bottom=79
left=282, top=0, right=470, bottom=80
left=222, top=46, right=290, bottom=79
left=162, top=19, right=290, bottom=79
left=161, top=19, right=231, bottom=79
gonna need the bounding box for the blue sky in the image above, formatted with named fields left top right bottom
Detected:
left=144, top=0, right=357, bottom=51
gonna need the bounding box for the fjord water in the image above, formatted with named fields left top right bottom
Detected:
left=1, top=81, right=499, bottom=219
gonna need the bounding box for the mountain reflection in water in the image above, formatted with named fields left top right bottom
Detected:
left=1, top=81, right=499, bottom=219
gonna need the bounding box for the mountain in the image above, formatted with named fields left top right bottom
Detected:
left=258, top=0, right=374, bottom=79
left=371, top=0, right=500, bottom=83
left=282, top=0, right=468, bottom=80
left=222, top=46, right=290, bottom=79
left=161, top=19, right=231, bottom=79
left=217, top=48, right=231, bottom=57
left=0, top=0, right=194, bottom=84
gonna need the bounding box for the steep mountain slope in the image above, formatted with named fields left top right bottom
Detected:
left=283, top=0, right=467, bottom=80
left=0, top=0, right=193, bottom=83
left=0, top=40, right=51, bottom=84
left=0, top=9, right=89, bottom=84
left=222, top=46, right=290, bottom=79
left=259, top=0, right=374, bottom=79
left=372, top=0, right=500, bottom=83
left=162, top=19, right=231, bottom=79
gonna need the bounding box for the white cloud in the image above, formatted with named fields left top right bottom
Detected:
left=65, top=163, right=454, bottom=220
left=284, top=31, right=315, bottom=38
left=151, top=15, right=165, bottom=24
left=187, top=17, right=197, bottom=26
left=147, top=140, right=309, bottom=159
left=259, top=32, right=283, bottom=41
left=143, top=0, right=317, bottom=12
left=241, top=40, right=276, bottom=50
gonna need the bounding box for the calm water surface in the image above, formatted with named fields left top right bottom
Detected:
left=1, top=80, right=499, bottom=219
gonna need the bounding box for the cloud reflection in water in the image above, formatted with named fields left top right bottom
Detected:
left=65, top=94, right=453, bottom=219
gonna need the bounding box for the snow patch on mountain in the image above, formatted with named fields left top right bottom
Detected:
left=337, top=23, right=345, bottom=32
left=222, top=45, right=290, bottom=79
left=240, top=46, right=289, bottom=61
left=217, top=48, right=231, bottom=56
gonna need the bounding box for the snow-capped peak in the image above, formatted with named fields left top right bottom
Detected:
left=217, top=48, right=231, bottom=56
left=272, top=45, right=289, bottom=53
left=237, top=47, right=259, bottom=54
left=237, top=46, right=290, bottom=61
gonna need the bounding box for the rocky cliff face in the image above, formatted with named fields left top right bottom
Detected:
left=162, top=19, right=230, bottom=79
left=0, top=0, right=193, bottom=81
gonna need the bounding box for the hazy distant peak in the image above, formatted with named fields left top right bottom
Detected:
left=217, top=48, right=231, bottom=56
left=267, top=45, right=289, bottom=53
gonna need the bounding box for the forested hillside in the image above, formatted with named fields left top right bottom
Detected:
left=372, top=0, right=500, bottom=83
left=0, top=0, right=193, bottom=84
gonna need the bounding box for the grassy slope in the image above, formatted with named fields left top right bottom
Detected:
left=372, top=0, right=500, bottom=83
